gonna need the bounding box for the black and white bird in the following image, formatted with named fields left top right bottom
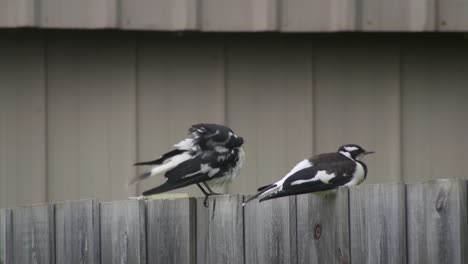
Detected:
left=243, top=144, right=374, bottom=205
left=130, top=124, right=245, bottom=205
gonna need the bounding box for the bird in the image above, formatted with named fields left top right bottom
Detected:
left=243, top=144, right=374, bottom=206
left=130, top=123, right=245, bottom=206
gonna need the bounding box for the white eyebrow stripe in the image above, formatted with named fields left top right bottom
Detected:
left=344, top=146, right=358, bottom=152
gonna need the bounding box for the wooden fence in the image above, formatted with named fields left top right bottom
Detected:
left=0, top=179, right=467, bottom=264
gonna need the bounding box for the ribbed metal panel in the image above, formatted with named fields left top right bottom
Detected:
left=0, top=0, right=37, bottom=27
left=0, top=0, right=463, bottom=31
left=1, top=32, right=468, bottom=208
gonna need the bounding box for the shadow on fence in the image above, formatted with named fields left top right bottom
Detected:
left=0, top=179, right=467, bottom=264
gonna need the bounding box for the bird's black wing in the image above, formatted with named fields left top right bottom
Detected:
left=134, top=149, right=185, bottom=166
left=259, top=157, right=355, bottom=202
left=142, top=151, right=225, bottom=196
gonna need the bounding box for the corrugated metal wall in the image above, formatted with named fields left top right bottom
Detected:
left=1, top=30, right=468, bottom=208
left=1, top=0, right=468, bottom=31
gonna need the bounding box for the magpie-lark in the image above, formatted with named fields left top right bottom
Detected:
left=243, top=144, right=373, bottom=205
left=130, top=123, right=245, bottom=206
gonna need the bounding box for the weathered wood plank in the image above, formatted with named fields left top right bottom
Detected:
left=55, top=199, right=100, bottom=264
left=407, top=179, right=467, bottom=264
left=147, top=198, right=195, bottom=264
left=197, top=195, right=244, bottom=264
left=100, top=200, right=146, bottom=264
left=296, top=188, right=349, bottom=264
left=350, top=183, right=406, bottom=264
left=11, top=204, right=55, bottom=264
left=0, top=208, right=12, bottom=264
left=244, top=196, right=296, bottom=264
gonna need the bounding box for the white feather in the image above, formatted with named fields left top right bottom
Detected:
left=150, top=152, right=193, bottom=177
left=345, top=162, right=365, bottom=186
left=258, top=159, right=313, bottom=196
left=208, top=147, right=245, bottom=187
left=174, top=138, right=195, bottom=150
left=291, top=170, right=335, bottom=186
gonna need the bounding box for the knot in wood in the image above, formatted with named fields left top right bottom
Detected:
left=435, top=191, right=447, bottom=212
left=314, top=224, right=321, bottom=240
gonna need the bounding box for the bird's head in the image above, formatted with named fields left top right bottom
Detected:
left=226, top=133, right=244, bottom=149
left=191, top=123, right=244, bottom=150
left=338, top=144, right=374, bottom=160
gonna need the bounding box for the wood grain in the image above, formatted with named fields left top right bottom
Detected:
left=297, top=188, right=350, bottom=264
left=349, top=183, right=406, bottom=264
left=147, top=198, right=195, bottom=264
left=101, top=200, right=146, bottom=264
left=11, top=204, right=55, bottom=264
left=55, top=199, right=100, bottom=264
left=407, top=179, right=467, bottom=264
left=244, top=196, right=296, bottom=264
left=197, top=195, right=244, bottom=264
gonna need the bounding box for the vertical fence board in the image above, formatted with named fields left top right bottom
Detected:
left=147, top=198, right=195, bottom=264
left=350, top=183, right=406, bottom=264
left=407, top=179, right=467, bottom=264
left=101, top=200, right=146, bottom=264
left=0, top=209, right=12, bottom=264
left=244, top=196, right=296, bottom=264
left=11, top=204, right=54, bottom=264
left=197, top=195, right=244, bottom=264
left=55, top=199, right=100, bottom=264
left=297, top=188, right=349, bottom=264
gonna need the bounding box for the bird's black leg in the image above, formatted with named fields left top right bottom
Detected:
left=202, top=182, right=223, bottom=195
left=197, top=183, right=213, bottom=207
left=197, top=183, right=209, bottom=196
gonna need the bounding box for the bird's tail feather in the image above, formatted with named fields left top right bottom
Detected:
left=142, top=177, right=200, bottom=196
left=128, top=172, right=151, bottom=185
left=257, top=184, right=272, bottom=192
left=242, top=184, right=277, bottom=206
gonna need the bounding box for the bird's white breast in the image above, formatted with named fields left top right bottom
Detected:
left=207, top=147, right=245, bottom=187
left=344, top=162, right=365, bottom=186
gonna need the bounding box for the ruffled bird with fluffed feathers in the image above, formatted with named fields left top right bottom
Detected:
left=243, top=144, right=374, bottom=206
left=130, top=124, right=245, bottom=204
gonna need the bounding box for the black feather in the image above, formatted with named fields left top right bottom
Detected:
left=134, top=149, right=184, bottom=166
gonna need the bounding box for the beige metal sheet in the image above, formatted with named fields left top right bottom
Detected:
left=438, top=0, right=468, bottom=31
left=0, top=0, right=37, bottom=27
left=313, top=39, right=401, bottom=183
left=226, top=38, right=313, bottom=194
left=0, top=32, right=46, bottom=208
left=47, top=32, right=136, bottom=202
left=201, top=0, right=277, bottom=31
left=281, top=0, right=356, bottom=32
left=120, top=0, right=197, bottom=30
left=402, top=41, right=468, bottom=182
left=136, top=35, right=225, bottom=196
left=40, top=0, right=116, bottom=28
left=359, top=0, right=435, bottom=31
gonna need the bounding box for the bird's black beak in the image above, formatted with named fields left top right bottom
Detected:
left=364, top=151, right=375, bottom=155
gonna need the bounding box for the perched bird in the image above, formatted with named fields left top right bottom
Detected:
left=243, top=144, right=374, bottom=205
left=130, top=124, right=245, bottom=206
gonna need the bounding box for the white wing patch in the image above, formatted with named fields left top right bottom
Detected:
left=256, top=159, right=313, bottom=196
left=174, top=138, right=195, bottom=150
left=285, top=159, right=313, bottom=178
left=150, top=152, right=193, bottom=177
left=291, top=170, right=336, bottom=186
